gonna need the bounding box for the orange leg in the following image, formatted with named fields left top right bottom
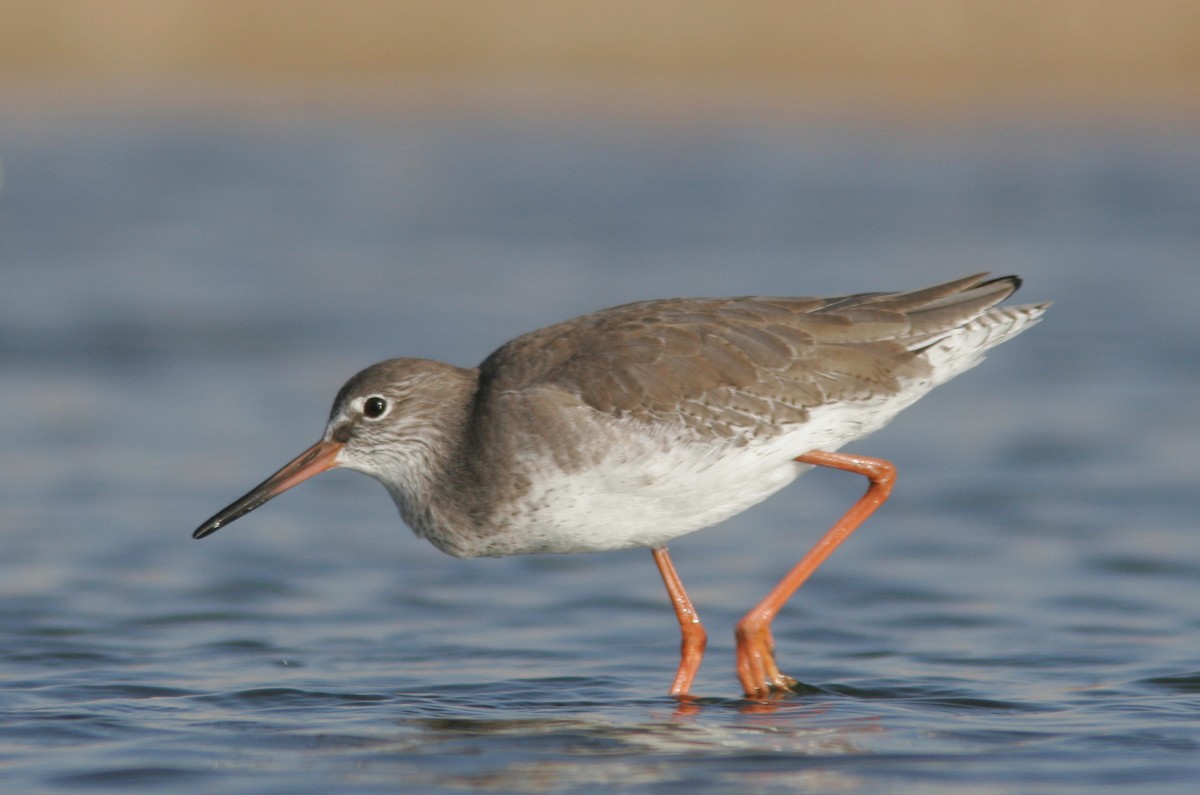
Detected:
left=735, top=451, right=896, bottom=698
left=652, top=545, right=708, bottom=697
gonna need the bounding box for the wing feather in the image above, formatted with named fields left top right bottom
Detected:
left=476, top=274, right=1034, bottom=441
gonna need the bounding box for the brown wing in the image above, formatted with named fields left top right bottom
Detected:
left=477, top=273, right=1022, bottom=439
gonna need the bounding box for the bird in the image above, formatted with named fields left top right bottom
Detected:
left=193, top=273, right=1048, bottom=699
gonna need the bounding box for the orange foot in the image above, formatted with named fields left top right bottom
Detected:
left=734, top=619, right=799, bottom=698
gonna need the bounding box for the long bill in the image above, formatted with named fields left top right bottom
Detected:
left=193, top=439, right=343, bottom=539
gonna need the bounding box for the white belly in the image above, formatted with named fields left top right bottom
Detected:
left=477, top=394, right=913, bottom=556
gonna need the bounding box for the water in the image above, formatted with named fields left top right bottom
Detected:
left=2, top=103, right=1198, bottom=793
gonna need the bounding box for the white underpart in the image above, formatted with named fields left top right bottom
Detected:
left=488, top=401, right=879, bottom=555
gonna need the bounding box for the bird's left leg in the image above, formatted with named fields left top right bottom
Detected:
left=735, top=451, right=896, bottom=698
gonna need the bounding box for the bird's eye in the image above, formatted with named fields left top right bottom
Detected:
left=363, top=396, right=388, bottom=419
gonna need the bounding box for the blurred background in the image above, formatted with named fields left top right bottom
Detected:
left=2, top=3, right=1199, bottom=792
left=1, top=0, right=1198, bottom=112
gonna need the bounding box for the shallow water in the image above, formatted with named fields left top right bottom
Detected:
left=1, top=105, right=1199, bottom=793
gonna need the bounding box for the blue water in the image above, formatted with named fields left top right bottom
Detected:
left=2, top=104, right=1198, bottom=793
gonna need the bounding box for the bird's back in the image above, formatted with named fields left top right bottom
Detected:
left=478, top=273, right=1047, bottom=444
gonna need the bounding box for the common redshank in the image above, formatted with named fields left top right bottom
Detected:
left=194, top=273, right=1047, bottom=698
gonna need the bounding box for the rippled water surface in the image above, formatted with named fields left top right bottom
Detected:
left=2, top=104, right=1198, bottom=793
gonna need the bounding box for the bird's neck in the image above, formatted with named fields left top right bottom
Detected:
left=382, top=367, right=497, bottom=555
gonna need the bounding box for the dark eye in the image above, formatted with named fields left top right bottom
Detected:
left=363, top=396, right=388, bottom=419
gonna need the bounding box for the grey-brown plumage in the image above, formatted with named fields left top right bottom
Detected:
left=478, top=272, right=1022, bottom=437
